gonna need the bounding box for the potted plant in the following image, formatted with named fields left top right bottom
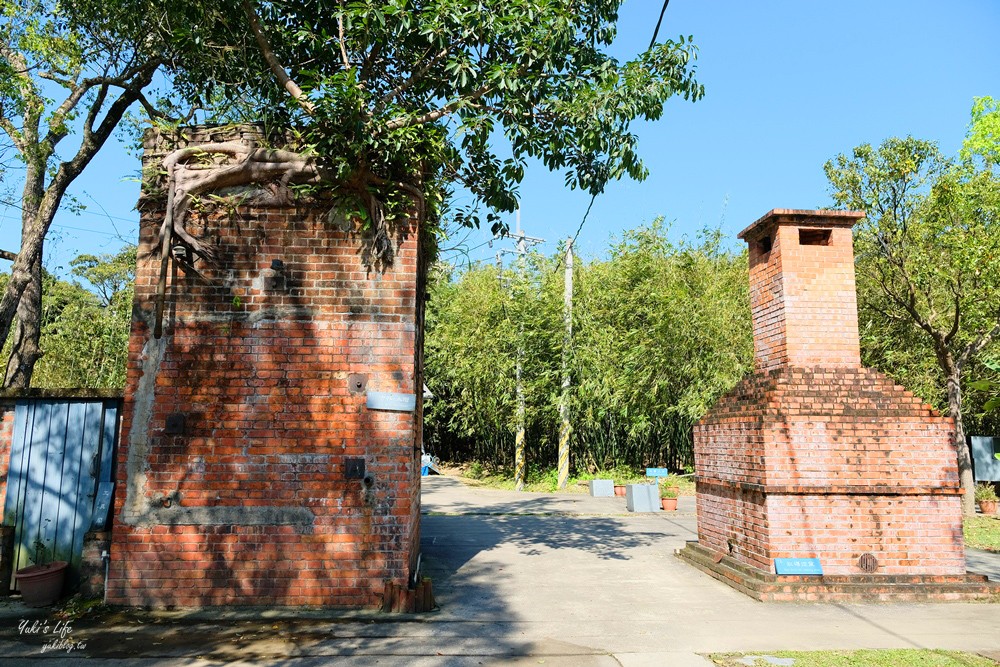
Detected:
left=660, top=485, right=678, bottom=511
left=660, top=475, right=682, bottom=500
left=975, top=482, right=998, bottom=515
left=15, top=538, right=68, bottom=607
left=613, top=482, right=627, bottom=497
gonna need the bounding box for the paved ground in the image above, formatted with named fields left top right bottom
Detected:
left=0, top=475, right=998, bottom=666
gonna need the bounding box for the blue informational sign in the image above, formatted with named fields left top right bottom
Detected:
left=366, top=391, right=417, bottom=412
left=91, top=482, right=115, bottom=530
left=774, top=558, right=823, bottom=576
left=645, top=467, right=671, bottom=478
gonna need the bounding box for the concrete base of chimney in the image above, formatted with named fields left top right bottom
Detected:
left=676, top=542, right=1000, bottom=603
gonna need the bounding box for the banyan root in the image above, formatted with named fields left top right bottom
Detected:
left=153, top=140, right=325, bottom=338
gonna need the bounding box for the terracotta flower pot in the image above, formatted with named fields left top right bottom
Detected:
left=661, top=497, right=678, bottom=511
left=979, top=500, right=998, bottom=515
left=15, top=561, right=68, bottom=607
left=614, top=485, right=626, bottom=497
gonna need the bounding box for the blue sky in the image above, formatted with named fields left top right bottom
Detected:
left=4, top=0, right=999, bottom=275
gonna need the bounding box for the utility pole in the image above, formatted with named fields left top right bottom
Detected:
left=497, top=209, right=544, bottom=492
left=557, top=238, right=573, bottom=489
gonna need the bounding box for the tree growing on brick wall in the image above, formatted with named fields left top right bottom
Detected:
left=825, top=98, right=1000, bottom=516
left=0, top=0, right=163, bottom=387
left=67, top=0, right=703, bottom=251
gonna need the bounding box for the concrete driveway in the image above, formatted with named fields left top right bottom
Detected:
left=419, top=475, right=1000, bottom=666
left=0, top=474, right=997, bottom=666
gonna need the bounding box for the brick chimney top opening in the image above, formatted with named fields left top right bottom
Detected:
left=740, top=209, right=865, bottom=371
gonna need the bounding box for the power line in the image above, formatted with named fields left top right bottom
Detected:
left=649, top=0, right=672, bottom=49
left=554, top=192, right=597, bottom=272
left=0, top=197, right=138, bottom=226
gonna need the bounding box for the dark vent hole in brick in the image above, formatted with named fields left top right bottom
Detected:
left=858, top=552, right=879, bottom=573
left=757, top=236, right=772, bottom=254
left=799, top=228, right=832, bottom=246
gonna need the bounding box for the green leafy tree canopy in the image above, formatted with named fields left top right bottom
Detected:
left=68, top=0, right=704, bottom=234
left=825, top=98, right=1000, bottom=515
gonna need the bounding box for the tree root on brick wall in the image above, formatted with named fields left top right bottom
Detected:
left=152, top=138, right=420, bottom=339
left=154, top=140, right=328, bottom=338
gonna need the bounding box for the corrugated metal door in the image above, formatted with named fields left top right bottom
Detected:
left=2, top=399, right=119, bottom=590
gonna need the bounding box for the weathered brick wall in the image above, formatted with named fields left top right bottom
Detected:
left=106, top=126, right=423, bottom=607
left=763, top=368, right=957, bottom=490
left=694, top=209, right=964, bottom=578
left=696, top=367, right=962, bottom=576
left=767, top=495, right=964, bottom=575
left=694, top=482, right=770, bottom=571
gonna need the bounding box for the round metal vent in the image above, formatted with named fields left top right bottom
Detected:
left=858, top=552, right=879, bottom=573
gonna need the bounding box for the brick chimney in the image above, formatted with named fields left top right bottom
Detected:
left=738, top=209, right=863, bottom=371
left=676, top=209, right=999, bottom=602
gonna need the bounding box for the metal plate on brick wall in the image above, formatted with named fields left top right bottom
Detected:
left=366, top=392, right=416, bottom=412
left=345, top=458, right=366, bottom=479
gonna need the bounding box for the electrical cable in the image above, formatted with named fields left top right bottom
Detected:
left=649, top=0, right=672, bottom=49
left=554, top=192, right=597, bottom=272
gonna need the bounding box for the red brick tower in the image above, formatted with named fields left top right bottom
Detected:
left=678, top=209, right=997, bottom=601
left=106, top=126, right=424, bottom=608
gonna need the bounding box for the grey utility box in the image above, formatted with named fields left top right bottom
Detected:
left=589, top=479, right=614, bottom=497
left=971, top=436, right=1000, bottom=481
left=626, top=484, right=660, bottom=512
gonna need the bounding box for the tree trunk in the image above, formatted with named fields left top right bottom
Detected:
left=0, top=61, right=158, bottom=377
left=946, top=366, right=976, bottom=516
left=4, top=254, right=43, bottom=388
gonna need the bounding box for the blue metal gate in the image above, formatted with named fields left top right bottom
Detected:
left=3, top=399, right=119, bottom=590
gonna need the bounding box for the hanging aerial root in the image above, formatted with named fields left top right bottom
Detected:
left=153, top=140, right=326, bottom=338
left=150, top=139, right=421, bottom=338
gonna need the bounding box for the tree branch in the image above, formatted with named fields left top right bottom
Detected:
left=385, top=83, right=493, bottom=131
left=43, top=77, right=96, bottom=150
left=0, top=115, right=25, bottom=154
left=241, top=0, right=315, bottom=115
left=0, top=43, right=41, bottom=147
left=944, top=277, right=962, bottom=346
left=959, top=321, right=1000, bottom=369
left=135, top=91, right=171, bottom=121
left=0, top=249, right=16, bottom=262
left=337, top=1, right=351, bottom=71
left=374, top=47, right=450, bottom=115
left=45, top=60, right=160, bottom=220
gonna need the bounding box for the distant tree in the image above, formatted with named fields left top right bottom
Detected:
left=0, top=247, right=135, bottom=388
left=69, top=246, right=137, bottom=307
left=825, top=98, right=1000, bottom=515
left=0, top=1, right=162, bottom=386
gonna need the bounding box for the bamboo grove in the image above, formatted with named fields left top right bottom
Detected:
left=423, top=218, right=1000, bottom=475
left=423, top=220, right=753, bottom=472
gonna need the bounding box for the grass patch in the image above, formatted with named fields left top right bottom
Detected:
left=449, top=462, right=696, bottom=494
left=710, top=649, right=998, bottom=667
left=965, top=515, right=1000, bottom=552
